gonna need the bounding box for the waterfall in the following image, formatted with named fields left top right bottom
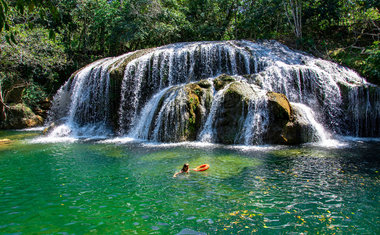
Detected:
left=236, top=90, right=269, bottom=145
left=291, top=102, right=330, bottom=142
left=128, top=87, right=172, bottom=140
left=47, top=53, right=131, bottom=137
left=47, top=40, right=380, bottom=143
left=198, top=83, right=231, bottom=143
left=347, top=85, right=380, bottom=137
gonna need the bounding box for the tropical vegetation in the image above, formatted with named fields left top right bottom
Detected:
left=0, top=0, right=379, bottom=125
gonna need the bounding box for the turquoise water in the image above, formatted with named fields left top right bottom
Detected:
left=0, top=131, right=379, bottom=234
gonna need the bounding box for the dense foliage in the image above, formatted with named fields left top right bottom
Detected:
left=0, top=0, right=379, bottom=122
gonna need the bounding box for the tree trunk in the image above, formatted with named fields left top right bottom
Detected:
left=0, top=81, right=8, bottom=122
left=284, top=0, right=302, bottom=40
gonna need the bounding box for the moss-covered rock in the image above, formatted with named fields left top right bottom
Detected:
left=147, top=80, right=212, bottom=142
left=185, top=84, right=203, bottom=139
left=2, top=103, right=44, bottom=129
left=210, top=75, right=311, bottom=145
left=213, top=74, right=236, bottom=90
left=182, top=81, right=213, bottom=141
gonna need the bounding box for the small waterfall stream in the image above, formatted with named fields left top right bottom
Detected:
left=46, top=40, right=380, bottom=144
left=237, top=91, right=269, bottom=145
left=291, top=102, right=330, bottom=143
left=198, top=83, right=231, bottom=143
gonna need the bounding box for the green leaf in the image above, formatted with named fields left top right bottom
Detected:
left=16, top=0, right=24, bottom=15
left=5, top=34, right=10, bottom=44
left=49, top=30, right=56, bottom=41
left=39, top=9, right=46, bottom=19
left=28, top=3, right=35, bottom=12
left=10, top=33, right=16, bottom=44
left=1, top=0, right=7, bottom=12
left=50, top=6, right=59, bottom=21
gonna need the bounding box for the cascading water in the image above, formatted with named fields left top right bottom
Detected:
left=198, top=83, right=231, bottom=143
left=235, top=90, right=269, bottom=145
left=46, top=40, right=380, bottom=144
left=48, top=53, right=132, bottom=137
left=291, top=102, right=330, bottom=142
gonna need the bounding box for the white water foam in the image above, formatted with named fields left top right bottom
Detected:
left=17, top=126, right=46, bottom=132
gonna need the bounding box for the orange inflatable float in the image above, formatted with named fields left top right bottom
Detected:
left=192, top=164, right=209, bottom=171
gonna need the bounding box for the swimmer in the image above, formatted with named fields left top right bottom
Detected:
left=173, top=163, right=189, bottom=177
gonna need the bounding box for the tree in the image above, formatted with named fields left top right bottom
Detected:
left=283, top=0, right=302, bottom=40
left=0, top=1, right=63, bottom=122
left=1, top=0, right=59, bottom=37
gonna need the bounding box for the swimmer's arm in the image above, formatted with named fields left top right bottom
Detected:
left=173, top=170, right=184, bottom=178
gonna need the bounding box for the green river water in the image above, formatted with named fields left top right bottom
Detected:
left=0, top=130, right=379, bottom=234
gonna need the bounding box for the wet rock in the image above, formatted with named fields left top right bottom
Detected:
left=281, top=108, right=315, bottom=144
left=215, top=81, right=257, bottom=144
left=213, top=74, right=235, bottom=90
left=264, top=92, right=292, bottom=144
